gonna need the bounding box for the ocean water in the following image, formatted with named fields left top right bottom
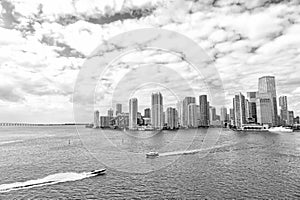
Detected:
left=0, top=126, right=299, bottom=199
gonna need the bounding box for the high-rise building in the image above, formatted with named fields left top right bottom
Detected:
left=182, top=97, right=196, bottom=127
left=116, top=103, right=122, bottom=116
left=258, top=76, right=278, bottom=126
left=209, top=106, right=217, bottom=125
left=199, top=95, right=209, bottom=127
left=144, top=108, right=151, bottom=118
left=256, top=93, right=273, bottom=125
left=151, top=92, right=164, bottom=129
left=94, top=110, right=100, bottom=128
left=177, top=101, right=183, bottom=126
left=288, top=111, right=294, bottom=126
left=247, top=92, right=257, bottom=123
left=220, top=107, right=227, bottom=123
left=100, top=116, right=110, bottom=128
left=107, top=108, right=114, bottom=118
left=166, top=107, right=178, bottom=129
left=233, top=93, right=246, bottom=128
left=129, top=98, right=138, bottom=129
left=279, top=96, right=288, bottom=125
left=196, top=105, right=200, bottom=126
left=229, top=108, right=235, bottom=126
left=188, top=103, right=197, bottom=128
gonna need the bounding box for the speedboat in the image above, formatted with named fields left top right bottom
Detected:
left=146, top=151, right=159, bottom=158
left=268, top=126, right=293, bottom=133
left=90, top=169, right=106, bottom=176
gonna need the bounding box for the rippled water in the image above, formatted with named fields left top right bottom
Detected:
left=0, top=126, right=299, bottom=199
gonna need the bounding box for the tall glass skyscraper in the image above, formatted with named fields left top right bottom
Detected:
left=233, top=92, right=246, bottom=128
left=279, top=96, right=288, bottom=125
left=151, top=92, right=163, bottom=129
left=129, top=98, right=138, bottom=129
left=258, top=76, right=278, bottom=126
left=116, top=103, right=122, bottom=116
left=199, top=95, right=209, bottom=127
left=182, top=97, right=196, bottom=127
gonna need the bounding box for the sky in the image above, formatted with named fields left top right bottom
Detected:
left=0, top=0, right=300, bottom=123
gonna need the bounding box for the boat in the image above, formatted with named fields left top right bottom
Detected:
left=239, top=124, right=269, bottom=132
left=90, top=169, right=106, bottom=176
left=268, top=126, right=293, bottom=133
left=146, top=151, right=159, bottom=158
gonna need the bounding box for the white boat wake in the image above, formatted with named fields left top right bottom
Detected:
left=159, top=143, right=234, bottom=157
left=0, top=171, right=100, bottom=193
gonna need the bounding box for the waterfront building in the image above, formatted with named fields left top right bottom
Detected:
left=279, top=96, right=288, bottom=126
left=107, top=108, right=114, bottom=118
left=144, top=108, right=151, bottom=118
left=188, top=103, right=197, bottom=128
left=288, top=111, right=294, bottom=126
left=247, top=92, right=257, bottom=123
left=220, top=107, right=227, bottom=124
left=182, top=97, right=196, bottom=128
left=209, top=106, right=217, bottom=125
left=166, top=107, right=178, bottom=129
left=258, top=76, right=278, bottom=126
left=199, top=95, right=209, bottom=127
left=94, top=110, right=100, bottom=128
left=196, top=105, right=200, bottom=127
left=256, top=93, right=273, bottom=126
left=114, top=113, right=129, bottom=128
left=229, top=108, right=234, bottom=126
left=129, top=98, right=138, bottom=129
left=233, top=92, right=246, bottom=128
left=116, top=103, right=122, bottom=116
left=100, top=116, right=110, bottom=128
left=151, top=92, right=164, bottom=129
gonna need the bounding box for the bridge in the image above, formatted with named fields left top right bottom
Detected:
left=0, top=123, right=88, bottom=127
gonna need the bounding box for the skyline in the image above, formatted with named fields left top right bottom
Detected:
left=1, top=0, right=300, bottom=123
left=93, top=76, right=299, bottom=130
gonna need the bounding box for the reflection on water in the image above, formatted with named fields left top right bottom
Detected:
left=0, top=127, right=299, bottom=199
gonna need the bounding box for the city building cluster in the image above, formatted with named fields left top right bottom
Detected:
left=93, top=76, right=299, bottom=130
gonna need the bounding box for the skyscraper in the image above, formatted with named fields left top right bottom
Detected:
left=209, top=106, right=216, bottom=125
left=258, top=76, right=278, bottom=126
left=256, top=93, right=273, bottom=125
left=233, top=93, right=246, bottom=128
left=144, top=108, right=151, bottom=118
left=199, top=95, right=209, bottom=127
left=279, top=96, right=288, bottom=125
left=129, top=98, right=138, bottom=129
left=116, top=103, right=122, bottom=116
left=288, top=111, right=294, bottom=126
left=107, top=108, right=114, bottom=118
left=247, top=92, right=257, bottom=123
left=166, top=107, right=178, bottom=129
left=151, top=92, right=163, bottom=129
left=182, top=97, right=196, bottom=127
left=188, top=103, right=197, bottom=128
left=94, top=110, right=100, bottom=128
left=220, top=107, right=227, bottom=123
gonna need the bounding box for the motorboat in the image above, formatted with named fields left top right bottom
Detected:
left=146, top=151, right=159, bottom=158
left=90, top=169, right=106, bottom=176
left=268, top=126, right=293, bottom=133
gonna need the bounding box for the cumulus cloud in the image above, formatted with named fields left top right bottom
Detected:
left=0, top=0, right=300, bottom=122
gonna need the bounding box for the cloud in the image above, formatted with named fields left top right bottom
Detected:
left=1, top=0, right=300, bottom=122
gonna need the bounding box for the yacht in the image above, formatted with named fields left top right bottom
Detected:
left=239, top=124, right=269, bottom=132
left=90, top=169, right=106, bottom=176
left=146, top=151, right=159, bottom=158
left=268, top=126, right=293, bottom=133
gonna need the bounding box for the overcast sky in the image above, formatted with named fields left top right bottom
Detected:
left=0, top=0, right=300, bottom=123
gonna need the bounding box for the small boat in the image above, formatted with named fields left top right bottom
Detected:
left=146, top=151, right=159, bottom=158
left=268, top=126, right=293, bottom=133
left=90, top=169, right=106, bottom=176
